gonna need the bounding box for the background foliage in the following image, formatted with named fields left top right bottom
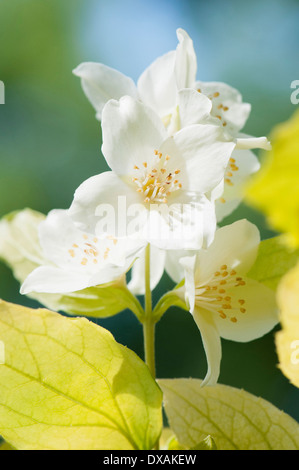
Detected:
left=0, top=0, right=299, bottom=420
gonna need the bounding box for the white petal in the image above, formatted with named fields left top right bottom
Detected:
left=101, top=96, right=166, bottom=175
left=69, top=170, right=216, bottom=250
left=164, top=193, right=217, bottom=281
left=73, top=62, right=138, bottom=120
left=128, top=245, right=166, bottom=295
left=88, top=262, right=132, bottom=287
left=214, top=278, right=278, bottom=342
left=69, top=171, right=140, bottom=236
left=235, top=134, right=271, bottom=151
left=175, top=29, right=197, bottom=89
left=165, top=250, right=189, bottom=284
left=0, top=209, right=45, bottom=269
left=21, top=266, right=90, bottom=294
left=160, top=124, right=236, bottom=193
left=177, top=88, right=212, bottom=128
left=41, top=208, right=137, bottom=268
left=209, top=179, right=224, bottom=203
left=196, top=81, right=251, bottom=136
left=180, top=254, right=197, bottom=311
left=193, top=307, right=222, bottom=386
left=215, top=149, right=260, bottom=222
left=21, top=207, right=142, bottom=295
left=38, top=209, right=83, bottom=267
left=216, top=198, right=241, bottom=224
left=143, top=194, right=216, bottom=251
left=194, top=219, right=260, bottom=284
left=137, top=50, right=177, bottom=118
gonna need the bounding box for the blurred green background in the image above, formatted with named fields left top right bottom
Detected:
left=0, top=0, right=299, bottom=422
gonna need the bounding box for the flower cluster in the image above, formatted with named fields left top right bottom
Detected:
left=0, top=29, right=278, bottom=386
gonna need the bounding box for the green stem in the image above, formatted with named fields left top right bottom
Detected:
left=143, top=318, right=156, bottom=378
left=142, top=243, right=159, bottom=450
left=144, top=243, right=152, bottom=316
left=142, top=244, right=156, bottom=378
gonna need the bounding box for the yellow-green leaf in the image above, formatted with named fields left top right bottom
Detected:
left=246, top=110, right=299, bottom=248
left=152, top=286, right=188, bottom=322
left=58, top=284, right=144, bottom=320
left=275, top=261, right=299, bottom=388
left=0, top=300, right=162, bottom=450
left=247, top=236, right=299, bottom=290
left=0, top=209, right=143, bottom=319
left=159, top=378, right=299, bottom=450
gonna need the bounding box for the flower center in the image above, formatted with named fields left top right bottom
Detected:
left=67, top=234, right=117, bottom=266
left=132, top=150, right=182, bottom=204
left=195, top=264, right=246, bottom=323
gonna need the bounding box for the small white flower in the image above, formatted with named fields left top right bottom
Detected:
left=21, top=209, right=143, bottom=295
left=69, top=96, right=235, bottom=250
left=168, top=220, right=278, bottom=386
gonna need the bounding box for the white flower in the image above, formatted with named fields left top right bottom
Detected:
left=73, top=29, right=268, bottom=144
left=138, top=29, right=269, bottom=221
left=21, top=209, right=144, bottom=295
left=73, top=28, right=268, bottom=222
left=138, top=29, right=254, bottom=140
left=0, top=209, right=65, bottom=310
left=170, top=220, right=278, bottom=386
left=69, top=96, right=235, bottom=250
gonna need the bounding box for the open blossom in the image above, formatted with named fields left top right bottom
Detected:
left=73, top=28, right=269, bottom=146
left=69, top=96, right=235, bottom=250
left=73, top=29, right=251, bottom=139
left=0, top=208, right=65, bottom=311
left=73, top=28, right=269, bottom=223
left=21, top=209, right=144, bottom=295
left=168, top=220, right=278, bottom=386
left=137, top=29, right=254, bottom=140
